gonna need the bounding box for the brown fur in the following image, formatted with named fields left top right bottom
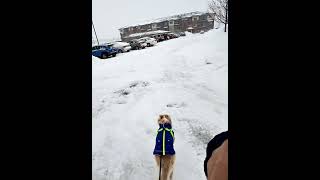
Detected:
left=158, top=114, right=172, bottom=125
left=155, top=155, right=175, bottom=180
left=155, top=114, right=176, bottom=180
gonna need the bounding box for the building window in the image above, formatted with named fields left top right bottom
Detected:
left=207, top=15, right=214, bottom=22
left=192, top=16, right=199, bottom=21
left=169, top=20, right=174, bottom=25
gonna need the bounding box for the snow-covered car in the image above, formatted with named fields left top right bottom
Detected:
left=129, top=39, right=146, bottom=50
left=137, top=39, right=147, bottom=49
left=109, top=42, right=132, bottom=53
left=178, top=32, right=186, bottom=36
left=151, top=34, right=163, bottom=42
left=168, top=33, right=179, bottom=39
left=139, top=37, right=157, bottom=47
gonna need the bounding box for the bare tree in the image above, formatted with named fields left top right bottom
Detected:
left=208, top=0, right=228, bottom=32
left=92, top=20, right=100, bottom=45
left=92, top=36, right=96, bottom=45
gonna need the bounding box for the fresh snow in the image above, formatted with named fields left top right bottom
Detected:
left=92, top=27, right=228, bottom=180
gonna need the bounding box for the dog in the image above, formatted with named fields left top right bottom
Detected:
left=153, top=114, right=176, bottom=180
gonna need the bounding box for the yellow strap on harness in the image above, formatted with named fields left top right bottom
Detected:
left=165, top=128, right=175, bottom=140
left=163, top=130, right=166, bottom=155
left=156, top=128, right=174, bottom=139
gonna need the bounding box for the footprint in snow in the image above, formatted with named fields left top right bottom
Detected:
left=114, top=81, right=150, bottom=97
left=166, top=102, right=187, bottom=108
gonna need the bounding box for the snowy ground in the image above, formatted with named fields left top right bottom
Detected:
left=92, top=28, right=228, bottom=180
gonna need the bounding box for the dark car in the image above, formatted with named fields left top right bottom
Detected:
left=151, top=34, right=164, bottom=42
left=92, top=45, right=117, bottom=59
left=168, top=33, right=179, bottom=39
left=129, top=39, right=147, bottom=50
left=163, top=34, right=172, bottom=40
left=178, top=32, right=186, bottom=36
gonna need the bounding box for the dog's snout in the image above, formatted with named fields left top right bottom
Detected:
left=158, top=114, right=171, bottom=125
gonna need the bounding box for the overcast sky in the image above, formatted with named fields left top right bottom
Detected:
left=93, top=0, right=209, bottom=40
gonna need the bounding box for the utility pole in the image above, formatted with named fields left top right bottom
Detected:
left=92, top=20, right=100, bottom=45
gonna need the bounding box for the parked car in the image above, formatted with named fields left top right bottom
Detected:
left=92, top=45, right=117, bottom=59
left=138, top=37, right=157, bottom=47
left=178, top=32, right=186, bottom=36
left=130, top=39, right=147, bottom=49
left=152, top=34, right=165, bottom=42
left=200, top=30, right=205, bottom=34
left=168, top=33, right=179, bottom=39
left=105, top=43, right=120, bottom=53
left=151, top=35, right=158, bottom=41
left=129, top=39, right=145, bottom=50
left=138, top=39, right=148, bottom=48
left=163, top=34, right=170, bottom=40
left=108, top=41, right=132, bottom=53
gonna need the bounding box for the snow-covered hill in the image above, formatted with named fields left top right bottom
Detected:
left=92, top=28, right=228, bottom=180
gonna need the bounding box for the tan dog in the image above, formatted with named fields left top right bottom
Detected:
left=154, top=114, right=176, bottom=180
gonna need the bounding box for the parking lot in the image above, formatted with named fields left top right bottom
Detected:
left=92, top=31, right=187, bottom=59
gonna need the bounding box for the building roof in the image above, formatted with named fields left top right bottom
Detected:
left=119, top=11, right=207, bottom=30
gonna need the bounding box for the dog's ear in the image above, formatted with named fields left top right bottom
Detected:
left=164, top=114, right=171, bottom=121
left=158, top=115, right=162, bottom=124
left=164, top=114, right=172, bottom=125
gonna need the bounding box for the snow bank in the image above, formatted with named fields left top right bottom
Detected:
left=92, top=28, right=228, bottom=180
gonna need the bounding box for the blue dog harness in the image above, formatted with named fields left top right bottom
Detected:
left=153, top=123, right=175, bottom=155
